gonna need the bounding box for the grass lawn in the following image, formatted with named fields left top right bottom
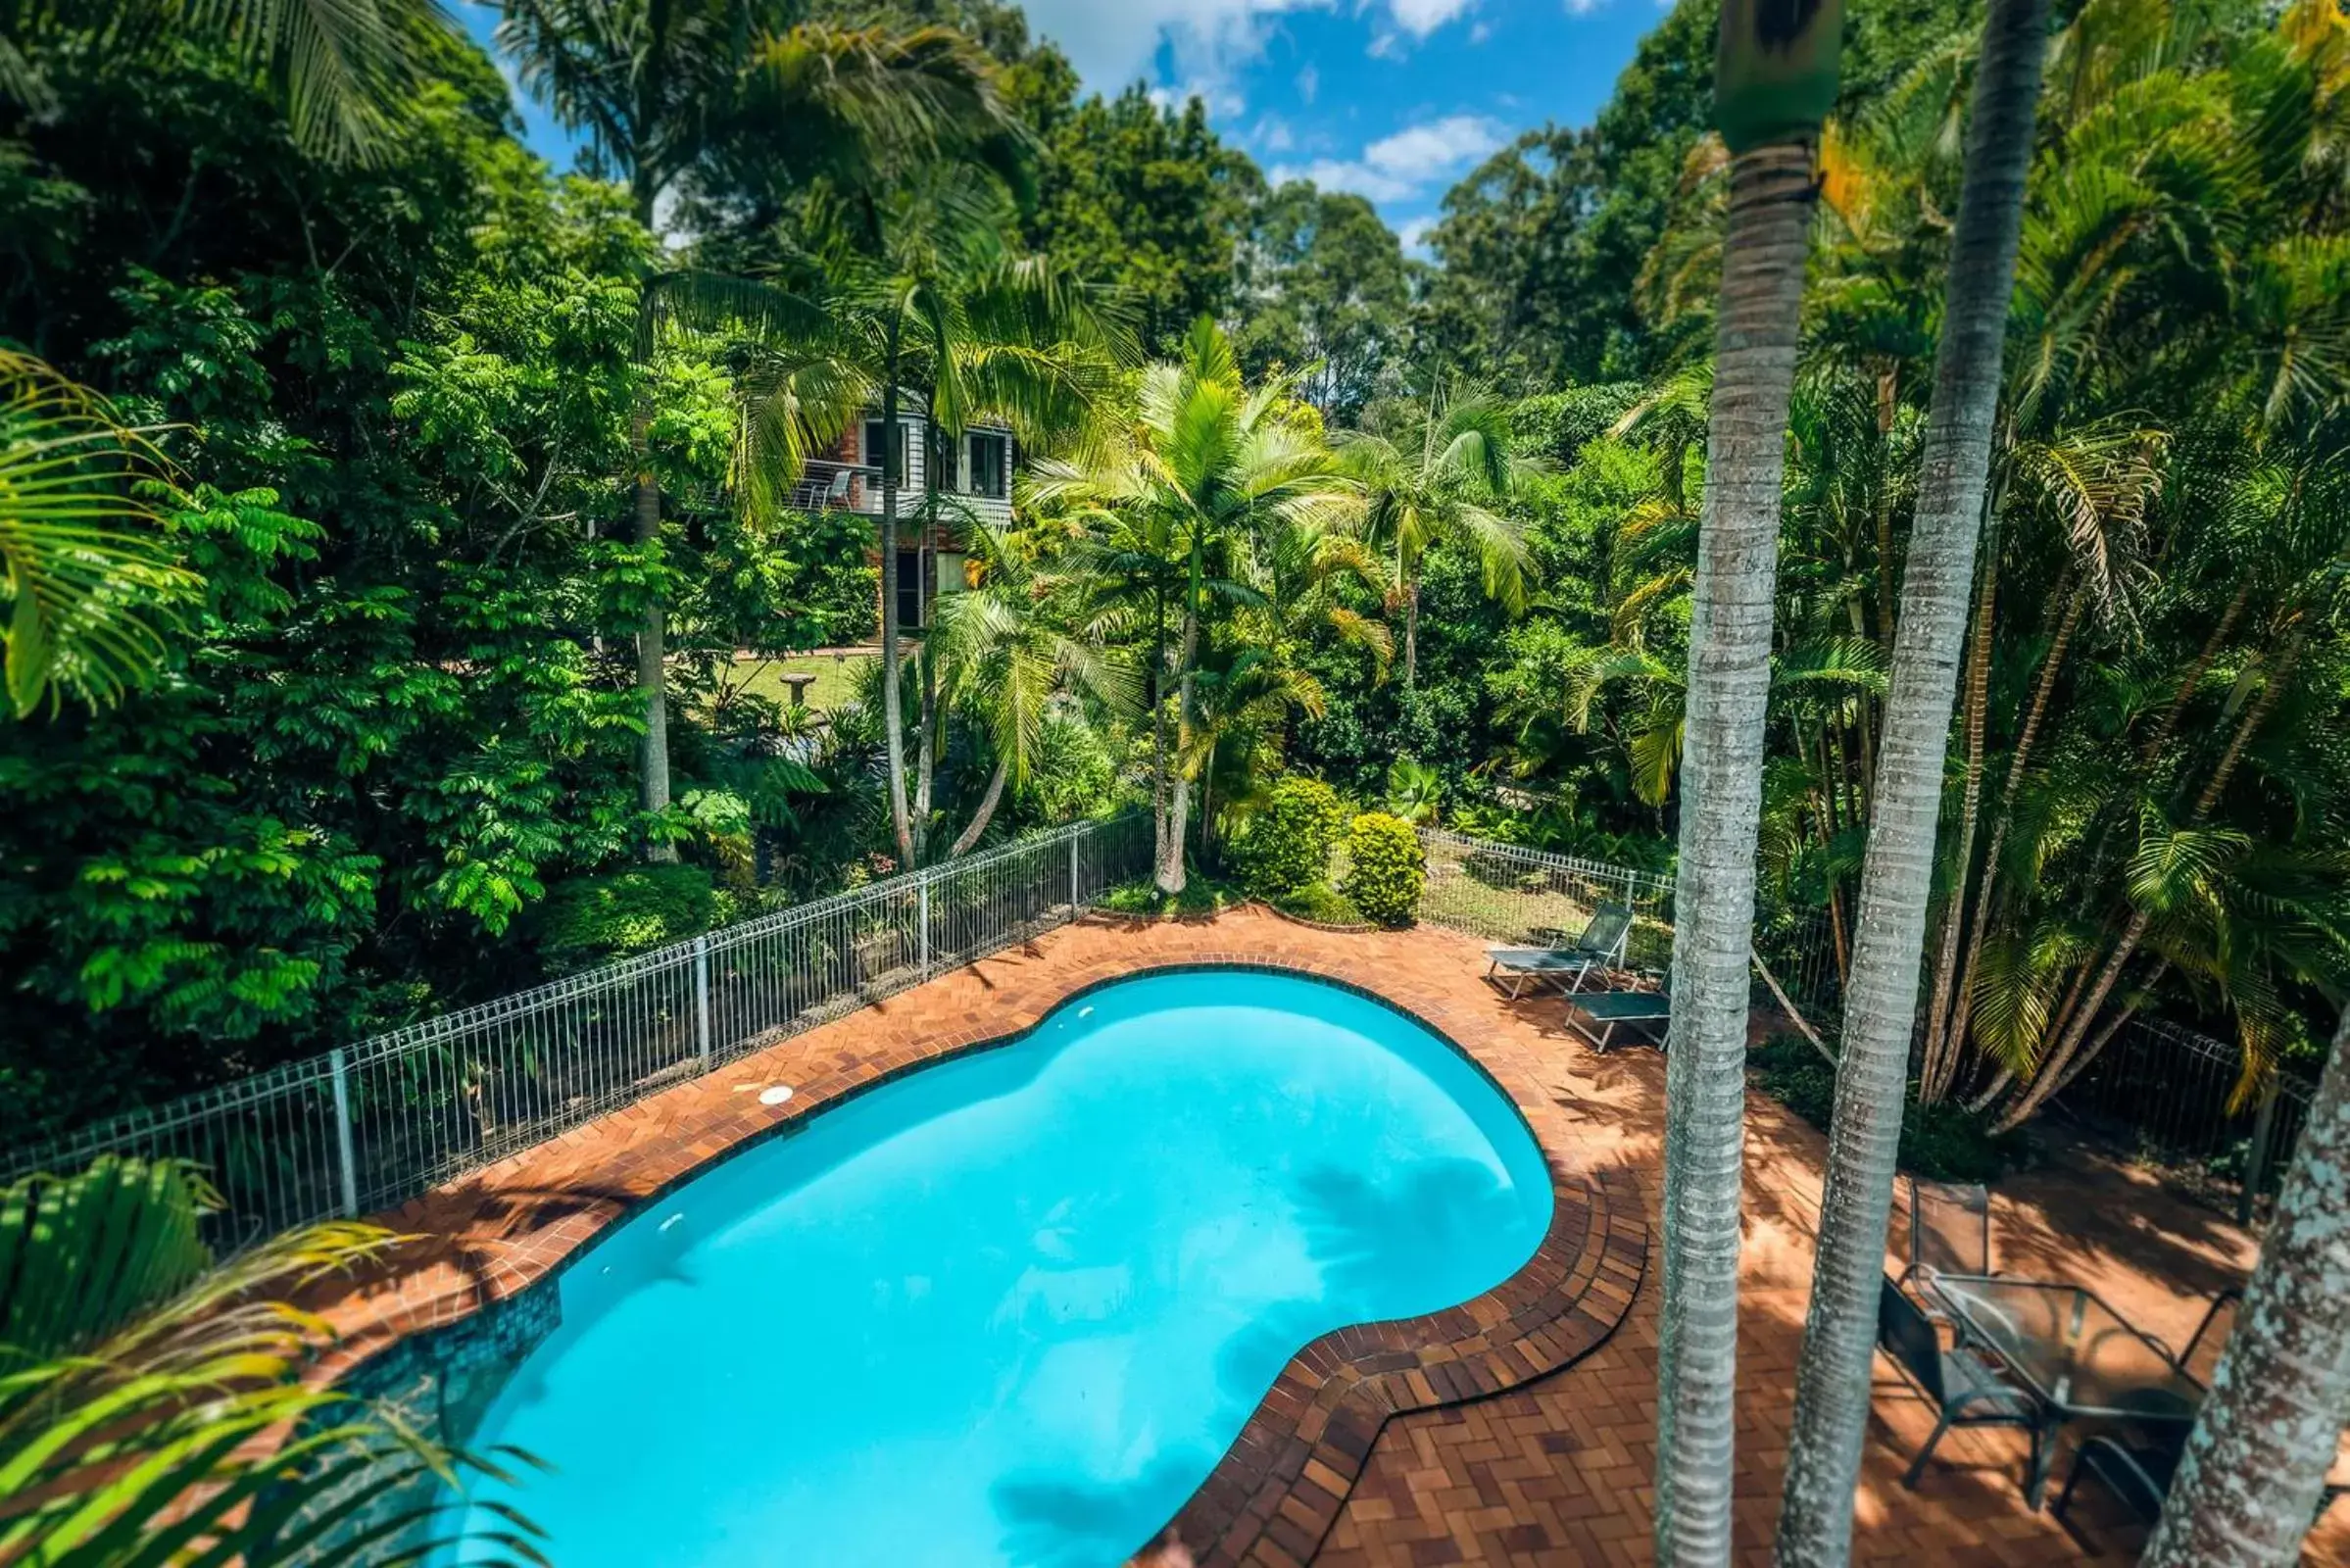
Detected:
left=725, top=652, right=875, bottom=713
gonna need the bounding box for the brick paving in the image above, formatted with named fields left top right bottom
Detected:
left=314, top=908, right=2350, bottom=1566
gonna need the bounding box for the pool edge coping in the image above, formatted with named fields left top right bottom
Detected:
left=311, top=926, right=1649, bottom=1568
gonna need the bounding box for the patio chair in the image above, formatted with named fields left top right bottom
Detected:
left=1897, top=1178, right=1993, bottom=1295
left=1483, top=902, right=1635, bottom=1000
left=1877, top=1275, right=2042, bottom=1490
left=1564, top=987, right=1670, bottom=1054
left=2173, top=1287, right=2240, bottom=1388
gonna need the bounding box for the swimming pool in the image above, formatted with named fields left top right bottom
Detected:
left=446, top=968, right=1553, bottom=1567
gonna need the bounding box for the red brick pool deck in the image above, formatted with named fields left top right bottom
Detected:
left=317, top=909, right=2350, bottom=1566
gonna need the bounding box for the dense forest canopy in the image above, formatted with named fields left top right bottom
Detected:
left=4, top=0, right=2346, bottom=1167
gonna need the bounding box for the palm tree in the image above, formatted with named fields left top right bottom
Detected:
left=0, top=351, right=201, bottom=718
left=1650, top=1, right=1839, bottom=1560
left=1028, top=318, right=1356, bottom=894
left=925, top=517, right=1132, bottom=857
left=493, top=2, right=1018, bottom=858
left=1338, top=384, right=1537, bottom=690
left=2, top=0, right=451, bottom=164
left=1, top=1156, right=530, bottom=1564
left=1774, top=0, right=2053, bottom=1554
left=766, top=186, right=1128, bottom=867
left=2139, top=1004, right=2350, bottom=1568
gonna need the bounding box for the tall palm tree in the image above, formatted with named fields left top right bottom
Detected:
left=1651, top=1, right=1839, bottom=1561
left=1, top=1156, right=529, bottom=1563
left=925, top=517, right=1132, bottom=857
left=494, top=2, right=1017, bottom=858
left=1338, top=384, right=1537, bottom=690
left=2139, top=1004, right=2350, bottom=1568
left=1027, top=318, right=1355, bottom=894
left=1774, top=0, right=2053, bottom=1554
left=772, top=185, right=1128, bottom=867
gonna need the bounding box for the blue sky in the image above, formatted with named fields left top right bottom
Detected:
left=455, top=0, right=1661, bottom=255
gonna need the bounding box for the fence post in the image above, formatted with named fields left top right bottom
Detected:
left=694, top=935, right=712, bottom=1068
left=328, top=1048, right=359, bottom=1219
left=2237, top=1080, right=2281, bottom=1225
left=918, top=873, right=931, bottom=974
left=1069, top=825, right=1082, bottom=912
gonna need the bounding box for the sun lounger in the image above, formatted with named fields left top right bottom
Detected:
left=1483, top=903, right=1634, bottom=998
left=1565, top=989, right=1671, bottom=1054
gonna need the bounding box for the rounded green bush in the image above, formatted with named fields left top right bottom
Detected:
left=1233, top=775, right=1350, bottom=896
left=1340, top=811, right=1425, bottom=926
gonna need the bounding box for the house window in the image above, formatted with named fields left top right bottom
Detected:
left=862, top=418, right=907, bottom=485
left=927, top=422, right=955, bottom=495
left=966, top=431, right=1008, bottom=499
left=894, top=549, right=924, bottom=630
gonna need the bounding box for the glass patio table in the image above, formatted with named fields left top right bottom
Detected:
left=1929, top=1274, right=2204, bottom=1505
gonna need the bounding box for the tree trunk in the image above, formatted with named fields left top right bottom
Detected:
left=1150, top=577, right=1172, bottom=882
left=1775, top=0, right=2048, bottom=1551
left=2141, top=1004, right=2350, bottom=1568
left=1654, top=137, right=1818, bottom=1568
left=631, top=404, right=678, bottom=863
left=947, top=752, right=1010, bottom=858
left=1157, top=536, right=1204, bottom=895
left=1941, top=583, right=2083, bottom=1082
left=1918, top=503, right=2003, bottom=1101
left=1402, top=568, right=1420, bottom=693
left=879, top=360, right=914, bottom=868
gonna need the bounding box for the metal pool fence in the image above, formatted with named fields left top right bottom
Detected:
left=1411, top=829, right=1842, bottom=1022
left=2043, top=1013, right=2315, bottom=1224
left=0, top=814, right=1153, bottom=1251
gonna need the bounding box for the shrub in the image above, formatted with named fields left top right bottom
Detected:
left=1232, top=775, right=1349, bottom=896
left=534, top=863, right=721, bottom=974
left=1748, top=1037, right=2030, bottom=1184
left=1340, top=812, right=1425, bottom=926
left=1274, top=881, right=1365, bottom=926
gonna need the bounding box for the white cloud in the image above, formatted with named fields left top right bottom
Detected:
left=1253, top=116, right=1297, bottom=152
left=1389, top=0, right=1477, bottom=36
left=1396, top=216, right=1439, bottom=257
left=1016, top=0, right=1328, bottom=107
left=1366, top=29, right=1405, bottom=60
left=1297, top=63, right=1320, bottom=103
left=1271, top=112, right=1508, bottom=204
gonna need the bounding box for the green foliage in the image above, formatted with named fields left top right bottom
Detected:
left=1231, top=774, right=1349, bottom=896
left=1749, top=1039, right=2031, bottom=1184
left=0, top=1156, right=536, bottom=1564
left=1340, top=811, right=1426, bottom=926
left=1385, top=759, right=1443, bottom=824
left=533, top=863, right=727, bottom=973
left=1272, top=880, right=1365, bottom=926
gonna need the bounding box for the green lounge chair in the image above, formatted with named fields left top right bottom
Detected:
left=1483, top=902, right=1635, bottom=999
left=1565, top=988, right=1671, bottom=1054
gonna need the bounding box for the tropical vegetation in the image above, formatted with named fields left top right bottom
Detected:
left=9, top=0, right=2350, bottom=1554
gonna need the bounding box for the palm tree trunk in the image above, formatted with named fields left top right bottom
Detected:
left=1775, top=1, right=2048, bottom=1550
left=1157, top=535, right=1204, bottom=895
left=1151, top=576, right=1172, bottom=878
left=1919, top=503, right=2003, bottom=1101
left=1941, top=582, right=2083, bottom=1081
left=879, top=354, right=914, bottom=868
left=2141, top=1004, right=2350, bottom=1568
left=947, top=752, right=1010, bottom=858
left=631, top=404, right=677, bottom=863
left=1403, top=568, right=1420, bottom=693
left=1654, top=136, right=1819, bottom=1568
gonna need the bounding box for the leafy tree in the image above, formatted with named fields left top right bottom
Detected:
left=1232, top=181, right=1411, bottom=423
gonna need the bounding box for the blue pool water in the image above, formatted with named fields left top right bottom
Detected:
left=448, top=969, right=1551, bottom=1567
